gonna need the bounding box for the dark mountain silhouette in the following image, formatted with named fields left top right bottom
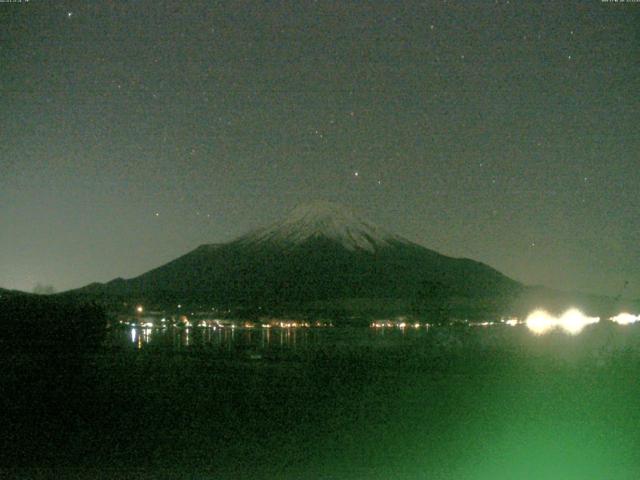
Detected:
left=0, top=287, right=32, bottom=299
left=70, top=202, right=522, bottom=316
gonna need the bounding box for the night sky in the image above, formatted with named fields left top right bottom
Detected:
left=1, top=1, right=638, bottom=298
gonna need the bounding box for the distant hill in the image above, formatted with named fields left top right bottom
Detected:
left=0, top=287, right=31, bottom=299
left=69, top=201, right=523, bottom=318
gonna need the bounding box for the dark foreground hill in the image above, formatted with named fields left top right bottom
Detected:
left=0, top=294, right=107, bottom=353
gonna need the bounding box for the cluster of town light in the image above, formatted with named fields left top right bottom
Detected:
left=610, top=312, right=640, bottom=325
left=524, top=308, right=599, bottom=335
left=126, top=306, right=333, bottom=330
left=132, top=304, right=639, bottom=336
left=524, top=309, right=640, bottom=335
left=368, top=310, right=640, bottom=336
left=264, top=321, right=312, bottom=328
left=370, top=321, right=427, bottom=329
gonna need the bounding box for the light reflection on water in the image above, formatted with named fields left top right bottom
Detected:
left=108, top=312, right=639, bottom=354
left=111, top=324, right=431, bottom=352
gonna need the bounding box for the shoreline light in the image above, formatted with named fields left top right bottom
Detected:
left=559, top=308, right=599, bottom=335
left=504, top=318, right=519, bottom=327
left=525, top=308, right=599, bottom=335
left=525, top=309, right=557, bottom=335
left=610, top=313, right=640, bottom=325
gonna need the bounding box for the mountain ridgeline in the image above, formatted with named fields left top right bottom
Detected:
left=75, top=202, right=523, bottom=316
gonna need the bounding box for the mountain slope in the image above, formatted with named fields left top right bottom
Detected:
left=0, top=287, right=32, bottom=299
left=73, top=202, right=522, bottom=311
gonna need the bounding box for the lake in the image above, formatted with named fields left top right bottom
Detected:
left=3, top=321, right=640, bottom=479
left=109, top=323, right=438, bottom=352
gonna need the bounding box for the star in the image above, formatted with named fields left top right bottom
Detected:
left=354, top=171, right=359, bottom=177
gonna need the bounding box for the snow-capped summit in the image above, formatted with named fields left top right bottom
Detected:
left=240, top=201, right=409, bottom=252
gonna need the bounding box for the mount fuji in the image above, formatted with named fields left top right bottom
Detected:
left=72, top=201, right=522, bottom=316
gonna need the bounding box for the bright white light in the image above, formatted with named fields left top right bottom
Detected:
left=610, top=313, right=640, bottom=325
left=525, top=309, right=557, bottom=335
left=136, top=305, right=143, bottom=313
left=505, top=318, right=518, bottom=327
left=525, top=308, right=599, bottom=335
left=558, top=308, right=599, bottom=335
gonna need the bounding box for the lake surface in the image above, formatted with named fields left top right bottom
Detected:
left=5, top=322, right=640, bottom=479
left=109, top=323, right=437, bottom=352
